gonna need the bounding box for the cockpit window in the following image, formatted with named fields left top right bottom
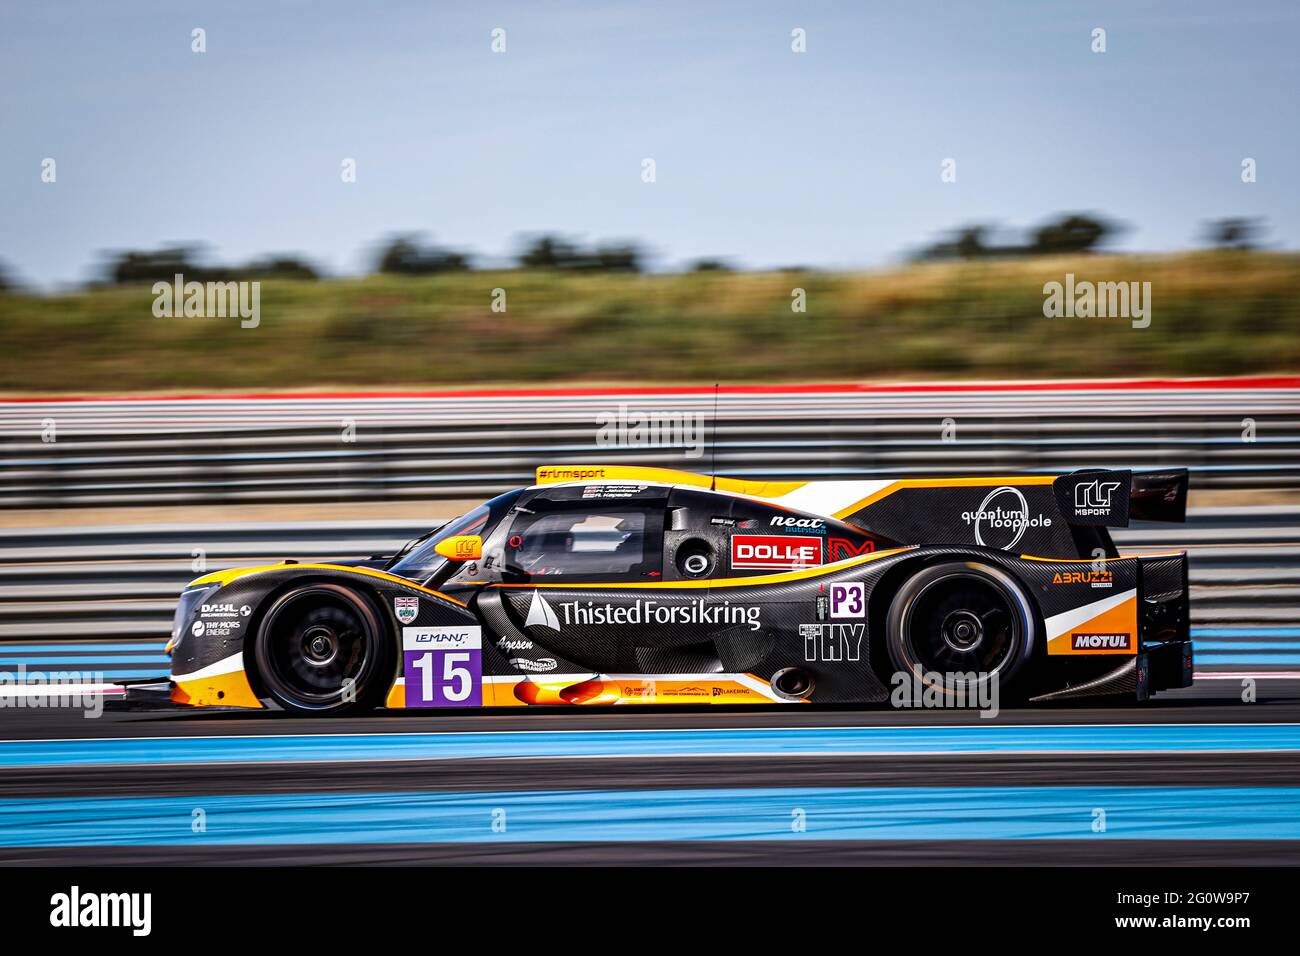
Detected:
left=388, top=505, right=490, bottom=581
left=504, top=506, right=662, bottom=581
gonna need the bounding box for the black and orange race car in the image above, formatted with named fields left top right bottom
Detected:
left=137, top=464, right=1192, bottom=714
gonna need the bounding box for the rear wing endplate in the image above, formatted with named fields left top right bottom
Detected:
left=1052, top=468, right=1188, bottom=527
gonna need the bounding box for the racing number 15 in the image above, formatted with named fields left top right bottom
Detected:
left=402, top=627, right=483, bottom=707
left=412, top=651, right=473, bottom=702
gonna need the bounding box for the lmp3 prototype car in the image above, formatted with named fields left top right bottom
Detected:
left=146, top=465, right=1193, bottom=714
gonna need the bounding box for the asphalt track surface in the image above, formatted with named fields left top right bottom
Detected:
left=2, top=679, right=1299, bottom=865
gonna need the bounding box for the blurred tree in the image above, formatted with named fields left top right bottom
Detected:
left=107, top=245, right=208, bottom=284
left=917, top=214, right=1121, bottom=262
left=0, top=260, right=12, bottom=292
left=1029, top=213, right=1114, bottom=255
left=518, top=235, right=583, bottom=269
left=517, top=235, right=643, bottom=272
left=100, top=246, right=322, bottom=285
left=241, top=256, right=321, bottom=280
left=376, top=234, right=472, bottom=275
left=954, top=225, right=991, bottom=259
left=689, top=258, right=733, bottom=272
left=1203, top=217, right=1266, bottom=250
left=592, top=243, right=642, bottom=272
left=912, top=223, right=999, bottom=261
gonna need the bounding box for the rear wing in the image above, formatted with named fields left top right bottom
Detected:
left=1052, top=469, right=1189, bottom=527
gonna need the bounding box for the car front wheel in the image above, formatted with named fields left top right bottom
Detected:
left=252, top=584, right=392, bottom=714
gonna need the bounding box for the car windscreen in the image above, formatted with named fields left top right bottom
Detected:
left=388, top=505, right=490, bottom=581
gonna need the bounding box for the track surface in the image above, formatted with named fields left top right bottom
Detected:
left=3, top=680, right=1299, bottom=865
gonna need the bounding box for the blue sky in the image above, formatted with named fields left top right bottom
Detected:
left=2, top=1, right=1297, bottom=287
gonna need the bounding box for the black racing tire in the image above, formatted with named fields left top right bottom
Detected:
left=885, top=561, right=1036, bottom=701
left=252, top=584, right=393, bottom=715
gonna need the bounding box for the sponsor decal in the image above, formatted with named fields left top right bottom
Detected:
left=192, top=614, right=241, bottom=638
left=800, top=623, right=866, bottom=662
left=828, top=537, right=875, bottom=562
left=525, top=591, right=561, bottom=630
left=710, top=516, right=736, bottom=527
left=495, top=637, right=534, bottom=651
left=394, top=597, right=419, bottom=625
left=712, top=686, right=752, bottom=698
left=536, top=466, right=608, bottom=482
left=509, top=657, right=558, bottom=672
left=545, top=596, right=762, bottom=632
left=1075, top=479, right=1122, bottom=517
left=445, top=537, right=480, bottom=560
left=1045, top=589, right=1137, bottom=655
left=1054, top=470, right=1132, bottom=526
left=731, top=534, right=823, bottom=570
left=664, top=685, right=710, bottom=698
left=621, top=682, right=657, bottom=698
left=815, top=593, right=829, bottom=621
left=770, top=515, right=825, bottom=532
left=240, top=605, right=252, bottom=616
left=402, top=626, right=481, bottom=650
left=402, top=626, right=483, bottom=708
left=1052, top=570, right=1114, bottom=588
left=1071, top=632, right=1132, bottom=651
left=830, top=582, right=866, bottom=618
left=961, top=486, right=1051, bottom=550
left=200, top=603, right=242, bottom=618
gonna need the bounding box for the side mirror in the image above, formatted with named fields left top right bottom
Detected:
left=434, top=535, right=483, bottom=562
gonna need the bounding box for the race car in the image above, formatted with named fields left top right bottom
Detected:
left=142, top=464, right=1193, bottom=714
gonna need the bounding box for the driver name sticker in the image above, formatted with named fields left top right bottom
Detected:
left=402, top=626, right=482, bottom=707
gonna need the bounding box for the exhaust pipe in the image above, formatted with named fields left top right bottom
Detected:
left=770, top=667, right=815, bottom=700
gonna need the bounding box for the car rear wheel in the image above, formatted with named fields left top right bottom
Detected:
left=252, top=584, right=392, bottom=714
left=885, top=561, right=1035, bottom=701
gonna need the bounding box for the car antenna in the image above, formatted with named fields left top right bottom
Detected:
left=710, top=383, right=720, bottom=491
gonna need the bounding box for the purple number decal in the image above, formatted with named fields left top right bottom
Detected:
left=402, top=626, right=482, bottom=707
left=830, top=582, right=866, bottom=619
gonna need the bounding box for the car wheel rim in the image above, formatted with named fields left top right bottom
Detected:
left=264, top=594, right=373, bottom=706
left=904, top=571, right=1020, bottom=678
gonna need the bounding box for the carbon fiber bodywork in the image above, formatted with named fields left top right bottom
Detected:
left=162, top=467, right=1193, bottom=710
left=168, top=566, right=488, bottom=706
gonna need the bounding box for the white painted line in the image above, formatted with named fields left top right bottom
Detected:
left=0, top=683, right=125, bottom=698
left=1195, top=671, right=1300, bottom=680
left=5, top=720, right=1300, bottom=747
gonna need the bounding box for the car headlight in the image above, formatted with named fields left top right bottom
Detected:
left=171, top=584, right=219, bottom=643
